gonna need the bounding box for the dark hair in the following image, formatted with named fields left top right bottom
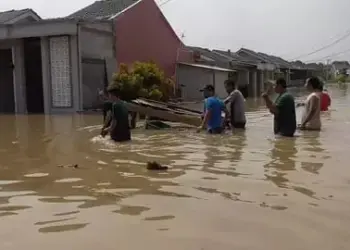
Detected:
left=107, top=86, right=120, bottom=97
left=276, top=78, right=287, bottom=88
left=307, top=77, right=321, bottom=89
left=201, top=84, right=215, bottom=92
left=224, top=79, right=235, bottom=87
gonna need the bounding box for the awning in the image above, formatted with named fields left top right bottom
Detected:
left=178, top=62, right=235, bottom=72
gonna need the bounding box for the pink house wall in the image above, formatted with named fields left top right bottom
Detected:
left=114, top=0, right=190, bottom=77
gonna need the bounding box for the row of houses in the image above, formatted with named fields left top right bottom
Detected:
left=0, top=0, right=347, bottom=114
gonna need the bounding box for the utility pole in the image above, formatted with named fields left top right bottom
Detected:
left=325, top=59, right=331, bottom=80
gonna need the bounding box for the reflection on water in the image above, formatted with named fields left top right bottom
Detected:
left=0, top=84, right=350, bottom=249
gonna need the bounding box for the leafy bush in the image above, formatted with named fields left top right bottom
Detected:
left=109, top=62, right=174, bottom=102
left=336, top=74, right=348, bottom=83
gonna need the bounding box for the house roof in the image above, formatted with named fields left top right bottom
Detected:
left=0, top=8, right=41, bottom=23
left=185, top=46, right=258, bottom=69
left=332, top=61, right=350, bottom=70
left=67, top=0, right=139, bottom=19
left=236, top=48, right=269, bottom=63
left=212, top=49, right=257, bottom=66
left=186, top=46, right=231, bottom=68
left=257, top=52, right=293, bottom=69
left=68, top=0, right=184, bottom=47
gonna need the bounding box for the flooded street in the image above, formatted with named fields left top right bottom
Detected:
left=1, top=84, right=350, bottom=250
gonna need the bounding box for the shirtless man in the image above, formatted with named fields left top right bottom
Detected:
left=299, top=77, right=321, bottom=131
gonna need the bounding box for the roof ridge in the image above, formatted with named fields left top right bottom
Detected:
left=0, top=8, right=31, bottom=14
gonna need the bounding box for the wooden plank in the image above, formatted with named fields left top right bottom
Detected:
left=138, top=98, right=202, bottom=115
left=125, top=102, right=202, bottom=127
left=132, top=99, right=200, bottom=117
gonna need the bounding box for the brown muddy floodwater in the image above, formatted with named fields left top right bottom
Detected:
left=0, top=84, right=350, bottom=250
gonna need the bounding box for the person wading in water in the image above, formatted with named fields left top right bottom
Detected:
left=262, top=78, right=297, bottom=137
left=223, top=79, right=246, bottom=130
left=197, top=84, right=229, bottom=134
left=101, top=87, right=131, bottom=142
left=299, top=77, right=321, bottom=131
left=317, top=82, right=331, bottom=112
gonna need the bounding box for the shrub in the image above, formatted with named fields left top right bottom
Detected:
left=336, top=74, right=348, bottom=83
left=109, top=62, right=174, bottom=102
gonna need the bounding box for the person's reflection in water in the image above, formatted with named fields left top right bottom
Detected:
left=264, top=137, right=297, bottom=188
left=231, top=130, right=247, bottom=164
left=25, top=115, right=50, bottom=165
left=200, top=131, right=246, bottom=178
left=301, top=131, right=324, bottom=174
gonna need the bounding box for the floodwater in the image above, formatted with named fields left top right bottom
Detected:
left=0, top=84, right=350, bottom=250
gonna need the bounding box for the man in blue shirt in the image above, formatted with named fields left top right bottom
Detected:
left=197, top=84, right=228, bottom=134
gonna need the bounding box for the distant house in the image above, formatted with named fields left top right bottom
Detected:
left=0, top=8, right=115, bottom=113
left=331, top=61, right=350, bottom=78
left=68, top=0, right=187, bottom=77
left=0, top=8, right=41, bottom=23
left=172, top=46, right=234, bottom=100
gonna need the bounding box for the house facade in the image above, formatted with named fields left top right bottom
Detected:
left=68, top=0, right=187, bottom=78
left=331, top=61, right=350, bottom=78
left=0, top=9, right=115, bottom=114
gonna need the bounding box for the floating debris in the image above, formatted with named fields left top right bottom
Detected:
left=57, top=164, right=79, bottom=169
left=146, top=161, right=168, bottom=171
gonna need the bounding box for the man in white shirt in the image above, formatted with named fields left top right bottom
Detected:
left=299, top=77, right=321, bottom=130
left=223, top=79, right=247, bottom=129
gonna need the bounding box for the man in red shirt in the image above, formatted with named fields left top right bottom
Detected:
left=317, top=83, right=331, bottom=111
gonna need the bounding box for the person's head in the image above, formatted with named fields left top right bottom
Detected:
left=274, top=78, right=287, bottom=94
left=316, top=81, right=324, bottom=92
left=107, top=86, right=121, bottom=101
left=99, top=89, right=108, bottom=101
left=200, top=84, right=215, bottom=98
left=224, top=79, right=236, bottom=94
left=305, top=77, right=321, bottom=92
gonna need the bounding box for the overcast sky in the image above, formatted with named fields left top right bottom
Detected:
left=1, top=0, right=349, bottom=63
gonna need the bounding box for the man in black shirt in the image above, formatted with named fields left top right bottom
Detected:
left=101, top=88, right=131, bottom=142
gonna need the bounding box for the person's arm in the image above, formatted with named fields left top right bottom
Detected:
left=327, top=94, right=331, bottom=107
left=300, top=96, right=318, bottom=127
left=223, top=92, right=234, bottom=105
left=198, top=99, right=213, bottom=130
left=221, top=104, right=230, bottom=129
left=102, top=104, right=118, bottom=135
left=102, top=111, right=112, bottom=130
left=200, top=110, right=211, bottom=129
left=262, top=95, right=279, bottom=115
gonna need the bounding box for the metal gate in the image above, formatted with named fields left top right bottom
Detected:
left=82, top=58, right=107, bottom=109
left=0, top=49, right=15, bottom=113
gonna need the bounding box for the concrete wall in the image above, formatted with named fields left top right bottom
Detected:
left=214, top=71, right=229, bottom=99
left=79, top=23, right=114, bottom=58
left=0, top=20, right=115, bottom=114
left=115, top=0, right=186, bottom=77
left=12, top=39, right=26, bottom=113
left=0, top=39, right=26, bottom=113
left=79, top=23, right=115, bottom=109
left=177, top=64, right=212, bottom=101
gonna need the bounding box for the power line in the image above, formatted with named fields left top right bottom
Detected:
left=304, top=48, right=350, bottom=63
left=291, top=28, right=350, bottom=60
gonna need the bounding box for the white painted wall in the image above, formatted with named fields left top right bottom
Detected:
left=214, top=71, right=229, bottom=99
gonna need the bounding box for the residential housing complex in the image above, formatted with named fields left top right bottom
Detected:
left=0, top=0, right=344, bottom=113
